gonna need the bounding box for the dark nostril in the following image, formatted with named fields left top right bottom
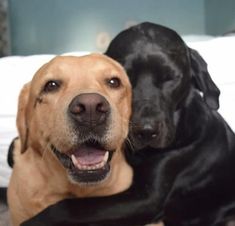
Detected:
left=78, top=104, right=86, bottom=113
left=70, top=103, right=85, bottom=115
left=136, top=126, right=158, bottom=141
left=96, top=102, right=109, bottom=113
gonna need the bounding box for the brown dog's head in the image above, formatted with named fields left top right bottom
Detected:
left=17, top=54, right=131, bottom=184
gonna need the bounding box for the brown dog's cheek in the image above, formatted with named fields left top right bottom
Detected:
left=29, top=89, right=82, bottom=155
left=114, top=112, right=128, bottom=147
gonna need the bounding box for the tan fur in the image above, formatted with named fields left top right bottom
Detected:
left=8, top=54, right=133, bottom=226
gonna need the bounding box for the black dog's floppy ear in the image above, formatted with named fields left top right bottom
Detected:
left=190, top=48, right=220, bottom=110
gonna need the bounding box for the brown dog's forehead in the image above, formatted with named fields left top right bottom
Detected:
left=37, top=54, right=126, bottom=80
left=28, top=53, right=131, bottom=103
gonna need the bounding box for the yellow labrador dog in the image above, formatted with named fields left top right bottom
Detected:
left=7, top=54, right=133, bottom=226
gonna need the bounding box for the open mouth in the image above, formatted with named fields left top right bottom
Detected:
left=51, top=140, right=114, bottom=184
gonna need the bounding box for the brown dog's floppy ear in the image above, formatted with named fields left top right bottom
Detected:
left=190, top=48, right=220, bottom=110
left=16, top=82, right=31, bottom=153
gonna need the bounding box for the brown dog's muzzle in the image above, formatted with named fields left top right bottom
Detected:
left=68, top=93, right=110, bottom=127
left=51, top=93, right=114, bottom=184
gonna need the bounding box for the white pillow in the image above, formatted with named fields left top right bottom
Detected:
left=0, top=55, right=56, bottom=115
left=182, top=34, right=215, bottom=43
left=0, top=116, right=17, bottom=186
left=187, top=36, right=235, bottom=131
left=187, top=36, right=235, bottom=85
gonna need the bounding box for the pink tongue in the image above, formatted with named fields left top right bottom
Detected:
left=74, top=147, right=106, bottom=165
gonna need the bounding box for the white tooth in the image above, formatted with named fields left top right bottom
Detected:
left=101, top=161, right=105, bottom=167
left=103, top=151, right=109, bottom=163
left=82, top=165, right=88, bottom=170
left=71, top=154, right=78, bottom=166
left=93, top=164, right=98, bottom=169
left=72, top=152, right=109, bottom=171
left=77, top=163, right=83, bottom=170
left=86, top=166, right=90, bottom=170
left=77, top=163, right=83, bottom=169
left=99, top=162, right=105, bottom=169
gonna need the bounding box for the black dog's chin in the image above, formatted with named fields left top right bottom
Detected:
left=130, top=131, right=175, bottom=152
left=131, top=139, right=171, bottom=152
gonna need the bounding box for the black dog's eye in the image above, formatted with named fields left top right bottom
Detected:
left=106, top=77, right=121, bottom=88
left=43, top=80, right=61, bottom=93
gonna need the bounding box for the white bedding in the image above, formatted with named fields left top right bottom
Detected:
left=1, top=37, right=235, bottom=187
left=187, top=37, right=235, bottom=129
left=0, top=116, right=17, bottom=186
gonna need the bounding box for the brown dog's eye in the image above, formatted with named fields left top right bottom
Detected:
left=106, top=77, right=121, bottom=89
left=43, top=80, right=61, bottom=93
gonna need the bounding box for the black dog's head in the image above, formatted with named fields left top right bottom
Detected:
left=106, top=22, right=220, bottom=151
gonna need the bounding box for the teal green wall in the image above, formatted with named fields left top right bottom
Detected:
left=205, top=0, right=235, bottom=35
left=8, top=0, right=235, bottom=55
left=9, top=0, right=206, bottom=55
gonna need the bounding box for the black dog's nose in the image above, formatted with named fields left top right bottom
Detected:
left=68, top=93, right=110, bottom=126
left=136, top=124, right=158, bottom=141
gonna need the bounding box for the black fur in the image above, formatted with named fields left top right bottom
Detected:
left=21, top=22, right=235, bottom=226
left=7, top=137, right=18, bottom=168
left=0, top=187, right=7, bottom=205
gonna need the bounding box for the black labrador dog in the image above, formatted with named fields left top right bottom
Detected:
left=21, top=22, right=235, bottom=226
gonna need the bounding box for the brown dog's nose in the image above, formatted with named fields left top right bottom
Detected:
left=68, top=93, right=110, bottom=126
